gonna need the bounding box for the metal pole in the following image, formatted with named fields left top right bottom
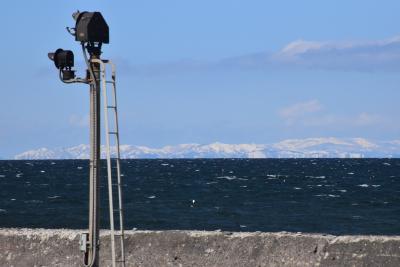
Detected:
left=87, top=54, right=101, bottom=267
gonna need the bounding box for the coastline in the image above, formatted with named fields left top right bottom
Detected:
left=1, top=228, right=400, bottom=266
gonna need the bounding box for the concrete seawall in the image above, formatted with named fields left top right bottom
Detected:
left=1, top=229, right=400, bottom=266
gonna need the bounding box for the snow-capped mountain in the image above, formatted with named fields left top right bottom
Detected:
left=13, top=138, right=400, bottom=159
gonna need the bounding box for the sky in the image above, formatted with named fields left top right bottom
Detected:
left=1, top=0, right=400, bottom=157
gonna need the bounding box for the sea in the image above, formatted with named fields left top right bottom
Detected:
left=0, top=159, right=399, bottom=235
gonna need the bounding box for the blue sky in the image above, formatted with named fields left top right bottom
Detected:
left=1, top=0, right=400, bottom=157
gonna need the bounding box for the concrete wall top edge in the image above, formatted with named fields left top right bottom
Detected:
left=1, top=228, right=399, bottom=241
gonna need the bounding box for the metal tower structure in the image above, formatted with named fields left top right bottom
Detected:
left=48, top=11, right=125, bottom=267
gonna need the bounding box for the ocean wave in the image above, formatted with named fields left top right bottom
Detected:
left=306, top=175, right=326, bottom=179
left=217, top=176, right=237, bottom=180
left=24, top=200, right=43, bottom=204
left=314, top=194, right=340, bottom=198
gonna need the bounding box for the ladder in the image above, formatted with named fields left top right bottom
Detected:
left=92, top=59, right=126, bottom=267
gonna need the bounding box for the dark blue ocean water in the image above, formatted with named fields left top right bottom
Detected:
left=0, top=159, right=399, bottom=235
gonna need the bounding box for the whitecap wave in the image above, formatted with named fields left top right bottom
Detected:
left=217, top=176, right=237, bottom=180
left=306, top=175, right=326, bottom=179
left=24, top=200, right=43, bottom=204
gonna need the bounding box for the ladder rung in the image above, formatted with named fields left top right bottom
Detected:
left=116, top=260, right=125, bottom=263
left=106, top=81, right=115, bottom=83
left=108, top=131, right=118, bottom=135
left=107, top=105, right=116, bottom=109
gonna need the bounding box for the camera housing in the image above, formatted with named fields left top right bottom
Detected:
left=74, top=12, right=109, bottom=43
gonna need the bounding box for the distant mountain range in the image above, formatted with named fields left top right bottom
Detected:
left=12, top=138, right=400, bottom=159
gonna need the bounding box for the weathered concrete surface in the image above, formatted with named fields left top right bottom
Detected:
left=0, top=229, right=399, bottom=267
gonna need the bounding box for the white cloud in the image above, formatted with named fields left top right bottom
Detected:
left=354, top=112, right=382, bottom=126
left=279, top=40, right=326, bottom=57
left=287, top=111, right=386, bottom=128
left=68, top=114, right=89, bottom=128
left=272, top=36, right=400, bottom=71
left=125, top=35, right=400, bottom=75
left=279, top=100, right=322, bottom=124
left=225, top=35, right=400, bottom=72
left=301, top=114, right=343, bottom=127
left=277, top=99, right=387, bottom=129
left=280, top=36, right=400, bottom=56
